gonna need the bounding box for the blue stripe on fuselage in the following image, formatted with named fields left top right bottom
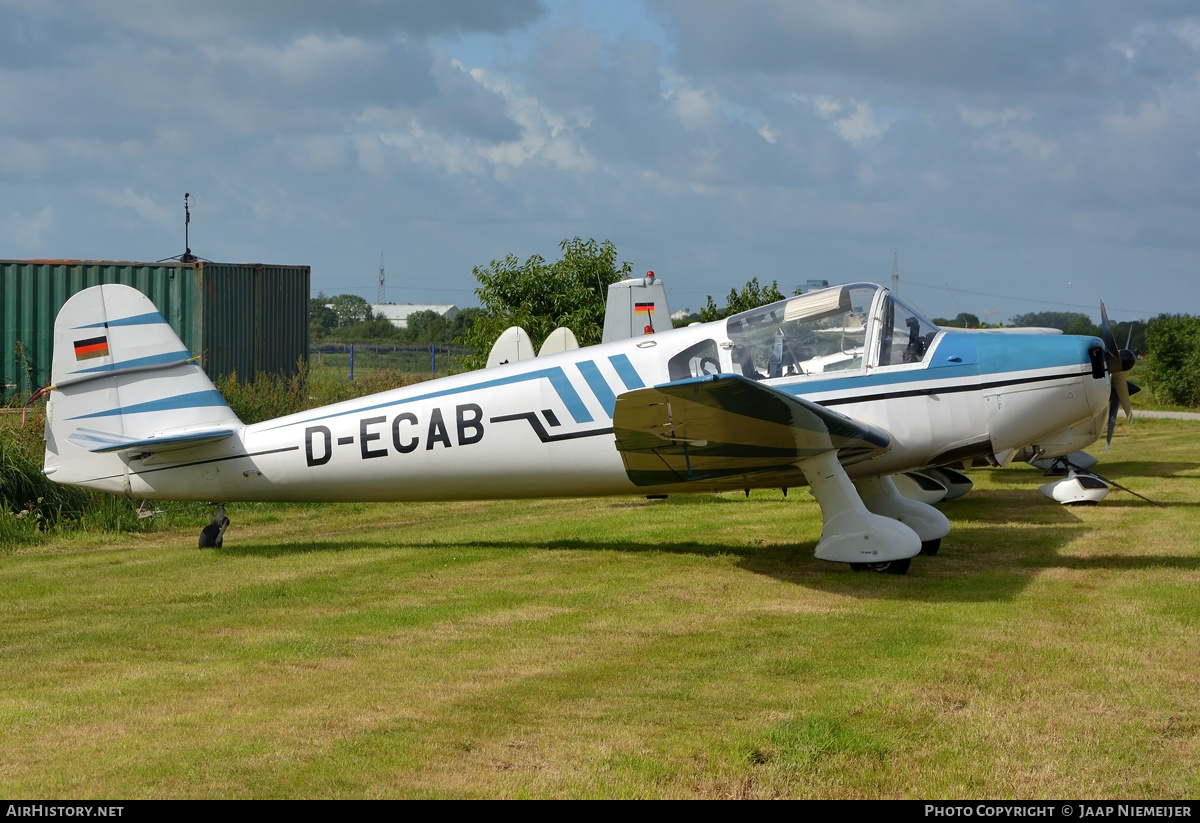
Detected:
left=608, top=354, right=645, bottom=389
left=576, top=360, right=616, bottom=417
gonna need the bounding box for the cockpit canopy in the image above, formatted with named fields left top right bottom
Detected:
left=723, top=283, right=939, bottom=379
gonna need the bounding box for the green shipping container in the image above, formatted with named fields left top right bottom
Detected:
left=1, top=260, right=310, bottom=396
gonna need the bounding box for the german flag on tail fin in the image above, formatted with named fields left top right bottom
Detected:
left=73, top=336, right=109, bottom=360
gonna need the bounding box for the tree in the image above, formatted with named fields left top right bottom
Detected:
left=332, top=318, right=404, bottom=342
left=932, top=313, right=981, bottom=328
left=405, top=310, right=450, bottom=344
left=1064, top=316, right=1099, bottom=337
left=451, top=307, right=481, bottom=338
left=309, top=295, right=337, bottom=340
left=698, top=277, right=788, bottom=322
left=1010, top=311, right=1093, bottom=332
left=329, top=294, right=374, bottom=327
left=459, top=238, right=633, bottom=369
left=1144, top=314, right=1200, bottom=408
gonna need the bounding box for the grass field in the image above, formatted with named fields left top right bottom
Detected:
left=1, top=418, right=1198, bottom=799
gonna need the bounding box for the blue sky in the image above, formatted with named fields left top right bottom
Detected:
left=2, top=1, right=1198, bottom=322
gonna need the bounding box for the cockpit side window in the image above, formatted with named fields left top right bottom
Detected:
left=725, top=285, right=876, bottom=380
left=668, top=339, right=721, bottom=380
left=878, top=295, right=939, bottom=366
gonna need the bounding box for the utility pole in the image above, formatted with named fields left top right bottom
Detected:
left=891, top=252, right=899, bottom=294
left=378, top=253, right=386, bottom=304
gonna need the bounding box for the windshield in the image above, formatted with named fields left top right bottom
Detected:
left=725, top=285, right=879, bottom=378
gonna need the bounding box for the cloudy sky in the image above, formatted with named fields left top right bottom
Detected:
left=3, top=1, right=1198, bottom=322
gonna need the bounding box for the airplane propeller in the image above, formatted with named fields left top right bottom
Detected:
left=1099, top=300, right=1139, bottom=449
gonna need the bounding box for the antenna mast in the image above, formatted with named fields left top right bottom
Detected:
left=157, top=192, right=209, bottom=263
left=891, top=252, right=899, bottom=294
left=378, top=253, right=386, bottom=304
left=181, top=193, right=197, bottom=263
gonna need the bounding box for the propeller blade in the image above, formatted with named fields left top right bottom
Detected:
left=1114, top=372, right=1133, bottom=422
left=1106, top=391, right=1119, bottom=451
left=1100, top=299, right=1118, bottom=357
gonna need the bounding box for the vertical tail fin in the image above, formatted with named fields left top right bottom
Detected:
left=43, top=284, right=242, bottom=493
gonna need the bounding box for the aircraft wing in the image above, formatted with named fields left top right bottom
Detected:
left=612, top=373, right=891, bottom=487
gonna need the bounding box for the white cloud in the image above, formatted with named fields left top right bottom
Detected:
left=466, top=68, right=597, bottom=173
left=98, top=187, right=171, bottom=225
left=669, top=87, right=722, bottom=131
left=812, top=96, right=887, bottom=144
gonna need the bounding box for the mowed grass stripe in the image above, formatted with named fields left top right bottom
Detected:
left=0, top=418, right=1197, bottom=797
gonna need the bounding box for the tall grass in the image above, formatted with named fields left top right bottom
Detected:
left=0, top=406, right=145, bottom=546
left=214, top=362, right=432, bottom=424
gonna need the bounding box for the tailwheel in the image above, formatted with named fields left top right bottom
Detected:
left=198, top=504, right=230, bottom=549
left=849, top=558, right=911, bottom=575
left=920, top=538, right=941, bottom=556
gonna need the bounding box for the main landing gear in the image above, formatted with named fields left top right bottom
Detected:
left=798, top=451, right=952, bottom=576
left=198, top=503, right=229, bottom=549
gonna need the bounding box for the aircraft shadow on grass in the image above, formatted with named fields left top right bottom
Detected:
left=218, top=512, right=1200, bottom=605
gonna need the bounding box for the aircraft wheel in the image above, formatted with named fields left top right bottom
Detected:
left=879, top=558, right=911, bottom=575
left=198, top=515, right=230, bottom=549
left=849, top=558, right=911, bottom=575
left=920, top=538, right=941, bottom=556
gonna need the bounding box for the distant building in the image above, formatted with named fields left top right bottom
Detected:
left=671, top=308, right=693, bottom=322
left=371, top=303, right=459, bottom=329
left=800, top=279, right=830, bottom=293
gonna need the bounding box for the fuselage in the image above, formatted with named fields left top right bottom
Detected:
left=108, top=284, right=1111, bottom=503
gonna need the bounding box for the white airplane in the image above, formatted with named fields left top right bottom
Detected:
left=40, top=280, right=1133, bottom=574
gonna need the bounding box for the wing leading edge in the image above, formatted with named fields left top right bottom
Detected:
left=612, top=373, right=891, bottom=487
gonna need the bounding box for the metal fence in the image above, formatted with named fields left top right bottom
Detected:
left=308, top=343, right=471, bottom=380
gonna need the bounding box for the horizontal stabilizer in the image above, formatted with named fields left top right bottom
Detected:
left=612, top=373, right=891, bottom=486
left=67, top=426, right=235, bottom=455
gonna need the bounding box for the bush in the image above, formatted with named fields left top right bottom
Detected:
left=215, top=364, right=431, bottom=425
left=1144, top=315, right=1200, bottom=408
left=0, top=405, right=148, bottom=546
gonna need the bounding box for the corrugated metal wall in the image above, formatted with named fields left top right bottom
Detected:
left=1, top=260, right=310, bottom=396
